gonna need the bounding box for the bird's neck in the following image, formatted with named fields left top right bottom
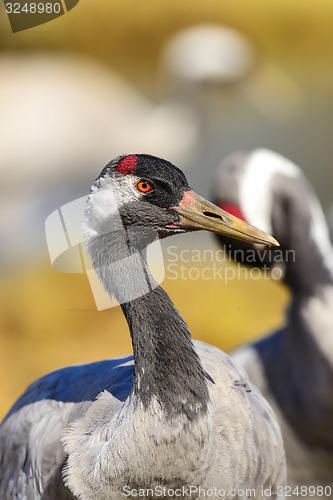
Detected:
left=278, top=185, right=333, bottom=367
left=88, top=230, right=210, bottom=420
left=268, top=193, right=333, bottom=447
left=258, top=186, right=333, bottom=448
left=278, top=186, right=333, bottom=360
left=285, top=284, right=333, bottom=372
left=121, top=287, right=210, bottom=419
left=261, top=297, right=333, bottom=450
left=281, top=185, right=333, bottom=296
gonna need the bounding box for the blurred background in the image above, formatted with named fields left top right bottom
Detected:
left=1, top=0, right=333, bottom=418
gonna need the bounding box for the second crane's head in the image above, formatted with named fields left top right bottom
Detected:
left=84, top=153, right=278, bottom=255
left=211, top=149, right=312, bottom=275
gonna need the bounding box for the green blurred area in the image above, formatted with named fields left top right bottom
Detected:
left=0, top=0, right=331, bottom=418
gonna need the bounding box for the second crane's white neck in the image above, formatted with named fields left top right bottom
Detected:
left=238, top=149, right=333, bottom=285
left=300, top=286, right=333, bottom=368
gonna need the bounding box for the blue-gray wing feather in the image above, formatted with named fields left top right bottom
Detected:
left=0, top=355, right=134, bottom=500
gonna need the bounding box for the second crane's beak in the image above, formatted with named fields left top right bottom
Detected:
left=170, top=190, right=279, bottom=246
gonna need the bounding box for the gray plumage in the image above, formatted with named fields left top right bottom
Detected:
left=0, top=343, right=285, bottom=499
left=212, top=148, right=333, bottom=495
left=0, top=154, right=286, bottom=499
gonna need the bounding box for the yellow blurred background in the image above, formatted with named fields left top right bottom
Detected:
left=1, top=0, right=333, bottom=418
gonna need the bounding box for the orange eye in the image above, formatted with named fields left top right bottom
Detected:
left=136, top=180, right=153, bottom=193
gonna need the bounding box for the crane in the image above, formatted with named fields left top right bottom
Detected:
left=0, top=154, right=285, bottom=499
left=212, top=148, right=333, bottom=495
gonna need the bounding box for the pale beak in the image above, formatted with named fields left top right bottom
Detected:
left=170, top=190, right=279, bottom=246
